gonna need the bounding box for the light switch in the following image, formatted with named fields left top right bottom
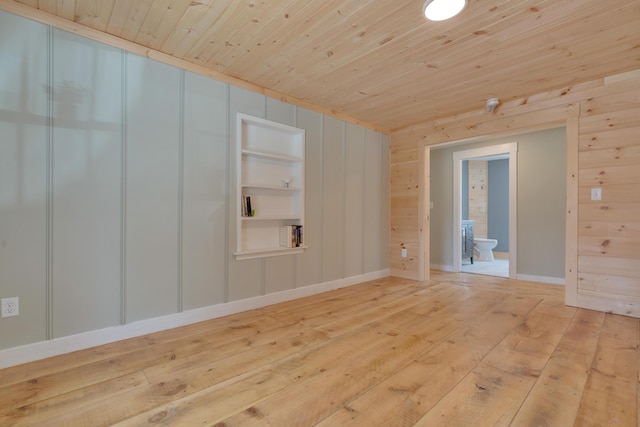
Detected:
left=591, top=188, right=602, bottom=201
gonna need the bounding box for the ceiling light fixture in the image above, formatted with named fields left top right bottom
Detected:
left=423, top=0, right=466, bottom=21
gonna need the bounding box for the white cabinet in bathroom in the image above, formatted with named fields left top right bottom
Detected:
left=461, top=220, right=474, bottom=264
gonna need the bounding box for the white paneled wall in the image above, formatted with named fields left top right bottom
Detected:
left=264, top=98, right=297, bottom=295
left=0, top=10, right=390, bottom=354
left=322, top=117, right=346, bottom=282
left=124, top=55, right=182, bottom=323
left=181, top=73, right=228, bottom=310
left=51, top=30, right=123, bottom=337
left=0, top=12, right=49, bottom=348
left=345, top=124, right=366, bottom=278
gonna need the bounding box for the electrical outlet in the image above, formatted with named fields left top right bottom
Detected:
left=1, top=297, right=19, bottom=318
left=401, top=248, right=407, bottom=258
left=591, top=187, right=602, bottom=201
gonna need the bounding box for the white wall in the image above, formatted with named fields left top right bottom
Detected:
left=0, top=10, right=390, bottom=353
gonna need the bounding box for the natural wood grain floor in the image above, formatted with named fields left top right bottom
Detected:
left=1, top=272, right=638, bottom=426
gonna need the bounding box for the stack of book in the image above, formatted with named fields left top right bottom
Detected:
left=279, top=225, right=303, bottom=248
left=241, top=195, right=253, bottom=217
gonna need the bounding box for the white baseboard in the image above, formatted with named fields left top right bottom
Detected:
left=0, top=269, right=390, bottom=369
left=516, top=274, right=565, bottom=286
left=430, top=265, right=565, bottom=286
left=431, top=264, right=455, bottom=272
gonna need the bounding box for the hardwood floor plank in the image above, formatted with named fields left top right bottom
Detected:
left=0, top=273, right=637, bottom=426
left=574, top=313, right=639, bottom=426
left=213, top=294, right=536, bottom=426
left=509, top=309, right=605, bottom=426
left=317, top=294, right=541, bottom=426
left=111, top=284, right=474, bottom=425
left=0, top=315, right=285, bottom=409
left=0, top=312, right=284, bottom=388
left=110, top=303, right=449, bottom=425
left=413, top=362, right=535, bottom=427
left=17, top=284, right=446, bottom=426
left=482, top=312, right=573, bottom=378
left=0, top=372, right=148, bottom=427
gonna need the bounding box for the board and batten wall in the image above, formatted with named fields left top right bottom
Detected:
left=391, top=69, right=640, bottom=317
left=0, top=10, right=390, bottom=361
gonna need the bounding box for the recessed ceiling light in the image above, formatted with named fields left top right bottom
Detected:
left=423, top=0, right=466, bottom=21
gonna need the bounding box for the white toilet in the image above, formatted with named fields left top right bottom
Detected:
left=474, top=238, right=498, bottom=262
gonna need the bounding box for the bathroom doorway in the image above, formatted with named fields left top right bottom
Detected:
left=452, top=143, right=517, bottom=278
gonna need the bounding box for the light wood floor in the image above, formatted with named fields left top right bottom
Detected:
left=1, top=272, right=638, bottom=426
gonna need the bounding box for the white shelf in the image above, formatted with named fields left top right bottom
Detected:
left=236, top=113, right=305, bottom=259
left=234, top=246, right=308, bottom=261
left=241, top=216, right=301, bottom=222
left=242, top=184, right=301, bottom=192
left=242, top=149, right=302, bottom=163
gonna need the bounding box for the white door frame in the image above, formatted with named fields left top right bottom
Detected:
left=452, top=143, right=518, bottom=278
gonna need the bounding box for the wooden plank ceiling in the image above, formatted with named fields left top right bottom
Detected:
left=7, top=0, right=640, bottom=131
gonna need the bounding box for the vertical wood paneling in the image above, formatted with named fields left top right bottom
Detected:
left=344, top=124, right=364, bottom=277
left=322, top=116, right=345, bottom=282
left=295, top=108, right=323, bottom=287
left=0, top=12, right=48, bottom=350
left=181, top=71, right=227, bottom=310
left=51, top=30, right=122, bottom=337
left=264, top=98, right=296, bottom=294
left=468, top=160, right=488, bottom=238
left=125, top=54, right=181, bottom=322
left=227, top=86, right=264, bottom=301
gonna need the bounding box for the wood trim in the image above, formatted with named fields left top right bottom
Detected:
left=418, top=146, right=429, bottom=281
left=565, top=105, right=580, bottom=306
left=411, top=105, right=576, bottom=297
left=0, top=0, right=389, bottom=134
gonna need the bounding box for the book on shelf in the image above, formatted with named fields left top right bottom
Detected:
left=241, top=195, right=253, bottom=217
left=279, top=225, right=303, bottom=248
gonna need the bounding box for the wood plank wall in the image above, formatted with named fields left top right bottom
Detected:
left=390, top=72, right=640, bottom=317
left=468, top=160, right=488, bottom=238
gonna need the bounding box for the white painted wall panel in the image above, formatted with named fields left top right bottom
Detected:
left=227, top=86, right=264, bottom=301
left=344, top=124, right=365, bottom=277
left=380, top=134, right=390, bottom=269
left=51, top=30, right=122, bottom=337
left=295, top=109, right=323, bottom=287
left=322, top=117, right=345, bottom=282
left=0, top=10, right=391, bottom=357
left=264, top=98, right=296, bottom=294
left=0, top=13, right=48, bottom=349
left=125, top=55, right=181, bottom=321
left=364, top=130, right=384, bottom=273
left=182, top=72, right=228, bottom=309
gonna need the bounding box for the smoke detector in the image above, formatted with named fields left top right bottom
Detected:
left=485, top=98, right=500, bottom=113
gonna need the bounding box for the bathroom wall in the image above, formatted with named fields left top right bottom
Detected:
left=488, top=159, right=509, bottom=252
left=0, top=10, right=390, bottom=353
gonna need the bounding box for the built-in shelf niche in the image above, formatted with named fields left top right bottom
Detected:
left=235, top=113, right=306, bottom=260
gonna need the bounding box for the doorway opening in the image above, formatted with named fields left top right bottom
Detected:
left=453, top=143, right=517, bottom=278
